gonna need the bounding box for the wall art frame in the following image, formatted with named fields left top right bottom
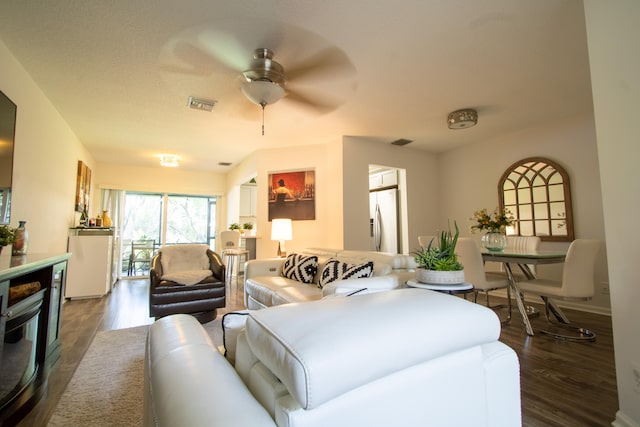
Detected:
left=268, top=169, right=315, bottom=221
left=75, top=160, right=91, bottom=213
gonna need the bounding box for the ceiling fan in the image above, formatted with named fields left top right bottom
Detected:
left=237, top=46, right=356, bottom=134
left=159, top=24, right=357, bottom=133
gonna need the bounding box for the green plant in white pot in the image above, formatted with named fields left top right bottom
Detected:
left=413, top=221, right=465, bottom=285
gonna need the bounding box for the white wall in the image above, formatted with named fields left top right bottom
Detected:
left=584, top=2, right=640, bottom=425
left=97, top=162, right=226, bottom=196
left=248, top=141, right=344, bottom=259
left=342, top=136, right=439, bottom=253
left=0, top=41, right=93, bottom=253
left=438, top=113, right=610, bottom=312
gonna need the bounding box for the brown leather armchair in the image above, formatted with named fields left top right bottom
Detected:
left=149, top=244, right=226, bottom=323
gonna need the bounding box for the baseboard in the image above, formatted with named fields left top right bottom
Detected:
left=612, top=410, right=640, bottom=427
left=489, top=289, right=612, bottom=316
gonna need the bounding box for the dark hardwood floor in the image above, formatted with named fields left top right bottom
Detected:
left=15, top=280, right=617, bottom=426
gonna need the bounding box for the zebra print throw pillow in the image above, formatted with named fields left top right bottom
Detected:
left=281, top=254, right=319, bottom=284
left=319, top=258, right=374, bottom=288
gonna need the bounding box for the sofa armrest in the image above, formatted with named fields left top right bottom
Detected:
left=245, top=258, right=285, bottom=280
left=206, top=249, right=226, bottom=281
left=145, top=314, right=276, bottom=427
left=149, top=254, right=163, bottom=290
left=321, top=275, right=398, bottom=297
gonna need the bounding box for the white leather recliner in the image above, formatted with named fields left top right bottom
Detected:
left=144, top=288, right=521, bottom=427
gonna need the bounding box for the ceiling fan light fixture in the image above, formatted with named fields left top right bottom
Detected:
left=447, top=108, right=478, bottom=129
left=241, top=80, right=285, bottom=106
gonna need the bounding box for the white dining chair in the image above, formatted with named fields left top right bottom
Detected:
left=456, top=238, right=512, bottom=323
left=517, top=239, right=601, bottom=341
left=506, top=235, right=541, bottom=278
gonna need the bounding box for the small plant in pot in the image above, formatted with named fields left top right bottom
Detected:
left=229, top=223, right=241, bottom=232
left=242, top=222, right=254, bottom=235
left=413, top=221, right=465, bottom=285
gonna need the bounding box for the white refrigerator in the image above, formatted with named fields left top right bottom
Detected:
left=369, top=188, right=399, bottom=253
left=66, top=228, right=114, bottom=299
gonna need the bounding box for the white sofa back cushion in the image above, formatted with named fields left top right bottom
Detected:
left=244, top=288, right=500, bottom=410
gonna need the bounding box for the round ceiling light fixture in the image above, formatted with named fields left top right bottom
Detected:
left=447, top=108, right=478, bottom=129
left=160, top=154, right=179, bottom=167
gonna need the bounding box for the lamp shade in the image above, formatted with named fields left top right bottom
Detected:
left=242, top=81, right=285, bottom=106
left=271, top=218, right=292, bottom=241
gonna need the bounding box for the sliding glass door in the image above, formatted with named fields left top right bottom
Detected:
left=122, top=192, right=217, bottom=277
left=165, top=194, right=216, bottom=246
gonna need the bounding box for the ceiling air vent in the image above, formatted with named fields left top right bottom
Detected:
left=187, top=96, right=216, bottom=112
left=391, top=138, right=413, bottom=146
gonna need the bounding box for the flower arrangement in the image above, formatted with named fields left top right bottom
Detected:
left=0, top=225, right=16, bottom=247
left=470, top=207, right=515, bottom=233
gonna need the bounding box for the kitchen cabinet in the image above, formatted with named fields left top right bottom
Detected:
left=240, top=185, right=257, bottom=217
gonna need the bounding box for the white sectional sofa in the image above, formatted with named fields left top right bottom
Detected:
left=144, top=288, right=521, bottom=427
left=243, top=248, right=417, bottom=309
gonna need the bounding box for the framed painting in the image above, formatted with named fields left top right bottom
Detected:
left=268, top=169, right=315, bottom=221
left=75, top=160, right=91, bottom=213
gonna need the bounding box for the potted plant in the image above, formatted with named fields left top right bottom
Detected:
left=229, top=223, right=241, bottom=232
left=242, top=222, right=254, bottom=236
left=413, top=221, right=464, bottom=284
left=0, top=225, right=15, bottom=255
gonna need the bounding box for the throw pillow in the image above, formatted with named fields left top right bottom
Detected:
left=319, top=258, right=374, bottom=288
left=281, top=254, right=319, bottom=284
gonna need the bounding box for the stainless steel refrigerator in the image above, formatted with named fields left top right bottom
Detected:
left=369, top=188, right=399, bottom=253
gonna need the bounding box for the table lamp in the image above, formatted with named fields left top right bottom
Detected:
left=271, top=218, right=292, bottom=258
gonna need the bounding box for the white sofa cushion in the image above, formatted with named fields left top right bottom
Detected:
left=244, top=288, right=500, bottom=410
left=245, top=276, right=323, bottom=307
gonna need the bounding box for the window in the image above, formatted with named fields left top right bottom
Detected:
left=499, top=157, right=574, bottom=242
left=123, top=192, right=217, bottom=246
left=165, top=194, right=216, bottom=246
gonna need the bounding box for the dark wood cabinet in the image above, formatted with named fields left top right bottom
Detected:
left=0, top=253, right=70, bottom=425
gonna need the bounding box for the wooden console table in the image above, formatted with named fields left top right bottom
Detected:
left=0, top=252, right=70, bottom=425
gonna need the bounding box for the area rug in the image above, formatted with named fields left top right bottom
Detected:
left=47, top=318, right=223, bottom=426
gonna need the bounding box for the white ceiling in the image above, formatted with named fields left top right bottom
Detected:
left=0, top=0, right=593, bottom=173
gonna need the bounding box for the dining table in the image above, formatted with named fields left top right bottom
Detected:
left=481, top=248, right=567, bottom=336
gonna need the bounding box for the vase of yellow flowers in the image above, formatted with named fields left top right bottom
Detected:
left=470, top=207, right=515, bottom=252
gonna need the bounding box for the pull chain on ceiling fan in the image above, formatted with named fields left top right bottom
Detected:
left=241, top=49, right=286, bottom=135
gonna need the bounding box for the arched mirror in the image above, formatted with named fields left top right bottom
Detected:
left=499, top=157, right=574, bottom=242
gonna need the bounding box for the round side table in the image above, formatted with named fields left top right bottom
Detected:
left=406, top=279, right=474, bottom=298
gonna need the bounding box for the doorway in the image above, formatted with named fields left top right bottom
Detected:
left=368, top=165, right=408, bottom=254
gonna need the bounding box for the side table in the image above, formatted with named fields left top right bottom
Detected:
left=406, top=279, right=474, bottom=298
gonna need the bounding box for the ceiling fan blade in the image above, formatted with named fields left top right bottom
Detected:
left=283, top=88, right=343, bottom=115
left=197, top=29, right=250, bottom=73
left=286, top=47, right=356, bottom=83
left=160, top=40, right=236, bottom=76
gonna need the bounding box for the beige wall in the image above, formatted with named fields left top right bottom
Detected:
left=585, top=1, right=640, bottom=424
left=247, top=141, right=344, bottom=259
left=0, top=41, right=93, bottom=253
left=96, top=162, right=227, bottom=196
left=342, top=136, right=440, bottom=253
left=438, top=112, right=610, bottom=313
